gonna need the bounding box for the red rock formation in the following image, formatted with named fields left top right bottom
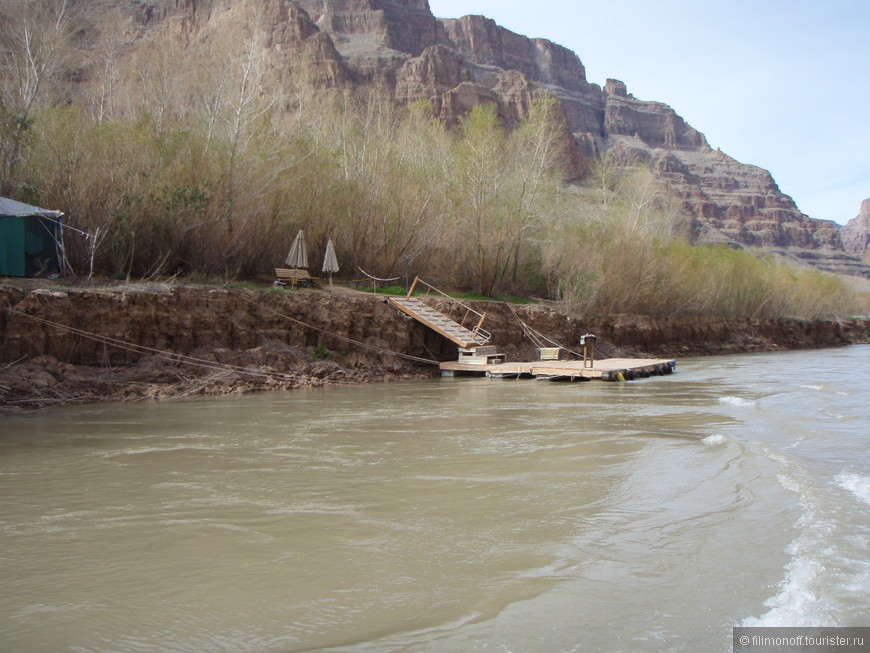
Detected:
left=292, top=0, right=445, bottom=83
left=395, top=44, right=471, bottom=104
left=261, top=0, right=351, bottom=86
left=297, top=0, right=441, bottom=56
left=604, top=79, right=708, bottom=151
left=842, top=199, right=870, bottom=264
left=441, top=15, right=587, bottom=92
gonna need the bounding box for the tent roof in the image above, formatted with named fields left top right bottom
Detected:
left=0, top=196, right=63, bottom=219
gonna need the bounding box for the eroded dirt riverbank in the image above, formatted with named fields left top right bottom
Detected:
left=3, top=281, right=869, bottom=415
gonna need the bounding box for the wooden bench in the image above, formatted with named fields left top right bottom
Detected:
left=274, top=268, right=316, bottom=288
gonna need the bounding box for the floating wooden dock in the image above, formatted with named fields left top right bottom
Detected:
left=389, top=277, right=676, bottom=383
left=440, top=357, right=676, bottom=382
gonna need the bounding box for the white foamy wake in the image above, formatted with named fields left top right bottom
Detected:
left=742, top=538, right=833, bottom=627
left=702, top=434, right=725, bottom=446
left=743, top=467, right=836, bottom=627
left=835, top=471, right=870, bottom=507
left=718, top=396, right=756, bottom=408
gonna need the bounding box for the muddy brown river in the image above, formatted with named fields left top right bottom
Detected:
left=2, top=347, right=869, bottom=652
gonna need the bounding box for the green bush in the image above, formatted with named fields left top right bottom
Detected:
left=311, top=343, right=334, bottom=361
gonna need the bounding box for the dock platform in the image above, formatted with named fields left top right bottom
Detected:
left=387, top=277, right=675, bottom=382
left=440, top=357, right=676, bottom=382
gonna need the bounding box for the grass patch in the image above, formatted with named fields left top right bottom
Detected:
left=499, top=294, right=531, bottom=304
left=451, top=291, right=530, bottom=304
left=225, top=281, right=269, bottom=291
left=356, top=284, right=529, bottom=304
left=453, top=291, right=491, bottom=301
left=311, top=343, right=334, bottom=361
left=358, top=285, right=417, bottom=296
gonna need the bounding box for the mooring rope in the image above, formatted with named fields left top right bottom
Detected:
left=5, top=287, right=441, bottom=383
left=4, top=308, right=308, bottom=382
left=503, top=302, right=591, bottom=359
left=356, top=267, right=403, bottom=283
left=226, top=288, right=439, bottom=366
left=505, top=303, right=547, bottom=349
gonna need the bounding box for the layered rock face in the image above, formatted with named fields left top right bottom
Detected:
left=298, top=0, right=440, bottom=56
left=603, top=79, right=707, bottom=151
left=277, top=0, right=867, bottom=275
left=441, top=15, right=587, bottom=93
left=63, top=0, right=870, bottom=276
left=260, top=0, right=352, bottom=86
left=842, top=199, right=870, bottom=265
left=293, top=0, right=444, bottom=82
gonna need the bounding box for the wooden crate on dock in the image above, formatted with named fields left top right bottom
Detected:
left=458, top=346, right=505, bottom=366
left=538, top=347, right=562, bottom=361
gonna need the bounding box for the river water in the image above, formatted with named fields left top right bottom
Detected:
left=2, top=346, right=869, bottom=652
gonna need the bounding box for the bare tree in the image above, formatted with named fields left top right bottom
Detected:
left=0, top=0, right=75, bottom=193
left=85, top=9, right=128, bottom=125
left=127, top=34, right=186, bottom=130
left=503, top=94, right=569, bottom=287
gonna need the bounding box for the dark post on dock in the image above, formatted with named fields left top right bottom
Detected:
left=580, top=334, right=597, bottom=369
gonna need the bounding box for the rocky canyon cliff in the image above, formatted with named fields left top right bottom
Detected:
left=26, top=0, right=870, bottom=277
left=842, top=199, right=870, bottom=265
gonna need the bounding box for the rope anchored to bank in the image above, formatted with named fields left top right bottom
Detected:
left=3, top=289, right=439, bottom=384
left=225, top=288, right=439, bottom=366
left=5, top=308, right=308, bottom=382
left=504, top=302, right=587, bottom=358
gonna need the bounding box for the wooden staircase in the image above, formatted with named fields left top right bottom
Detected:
left=388, top=280, right=491, bottom=348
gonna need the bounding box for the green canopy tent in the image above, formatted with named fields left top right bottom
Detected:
left=0, top=197, right=65, bottom=277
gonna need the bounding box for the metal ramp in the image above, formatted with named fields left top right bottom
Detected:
left=387, top=278, right=491, bottom=348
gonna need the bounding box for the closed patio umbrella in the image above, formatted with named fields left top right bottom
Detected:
left=285, top=230, right=308, bottom=269
left=321, top=238, right=339, bottom=291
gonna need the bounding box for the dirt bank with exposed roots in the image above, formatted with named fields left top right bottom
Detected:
left=2, top=281, right=869, bottom=415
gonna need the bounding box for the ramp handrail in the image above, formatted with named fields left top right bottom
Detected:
left=406, top=277, right=489, bottom=342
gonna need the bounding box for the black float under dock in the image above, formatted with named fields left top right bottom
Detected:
left=440, top=357, right=677, bottom=381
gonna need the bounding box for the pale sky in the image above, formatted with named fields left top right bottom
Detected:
left=428, top=0, right=869, bottom=225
